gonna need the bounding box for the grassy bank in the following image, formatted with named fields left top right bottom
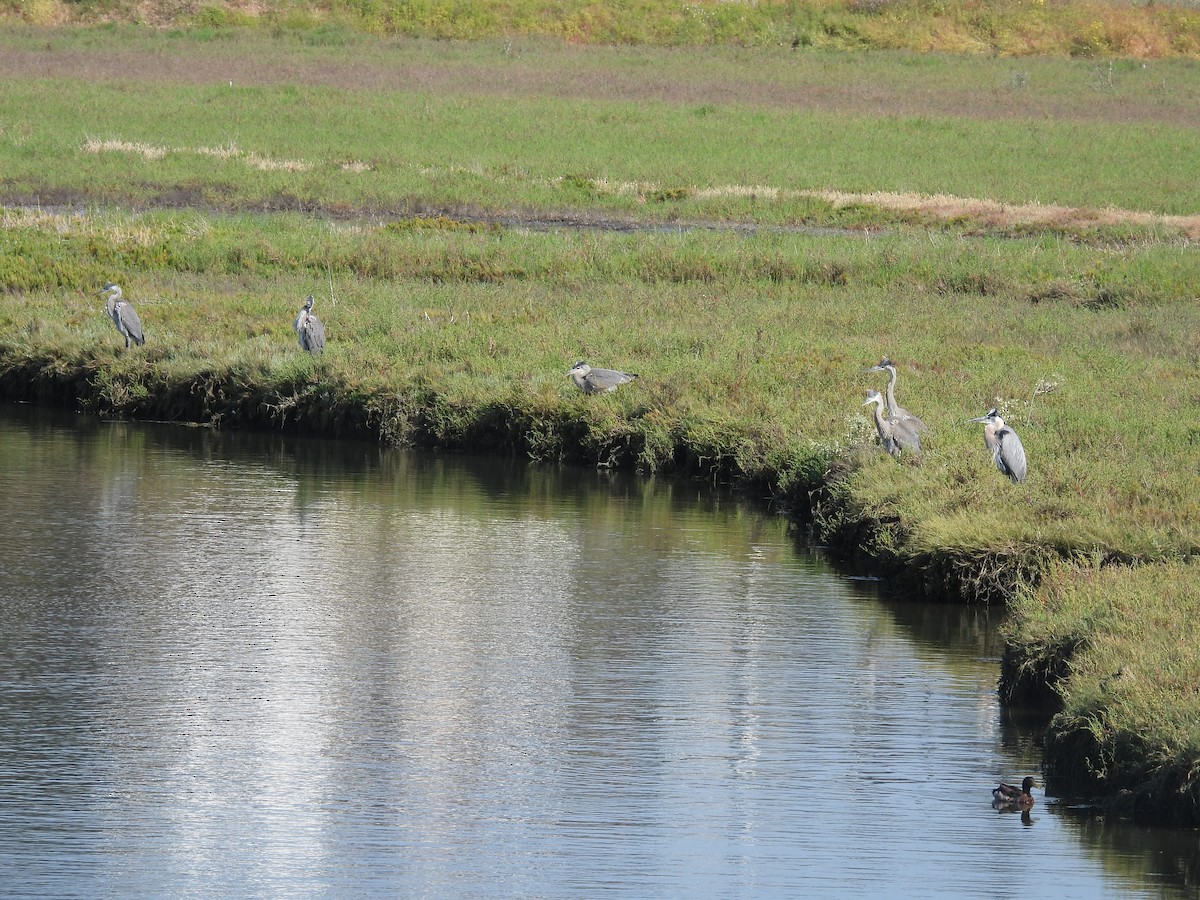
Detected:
left=5, top=205, right=1197, bottom=566
left=1002, top=561, right=1200, bottom=826
left=1, top=24, right=1200, bottom=823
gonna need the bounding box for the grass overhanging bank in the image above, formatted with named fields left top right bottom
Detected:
left=1, top=19, right=1199, bottom=824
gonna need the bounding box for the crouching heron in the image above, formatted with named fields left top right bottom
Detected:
left=868, top=356, right=928, bottom=434
left=568, top=361, right=638, bottom=394
left=969, top=408, right=1027, bottom=483
left=294, top=294, right=326, bottom=353
left=98, top=283, right=145, bottom=350
left=863, top=389, right=921, bottom=458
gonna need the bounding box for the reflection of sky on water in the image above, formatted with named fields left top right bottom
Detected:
left=0, top=403, right=1192, bottom=898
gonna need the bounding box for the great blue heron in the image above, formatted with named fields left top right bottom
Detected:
left=568, top=361, right=638, bottom=394
left=969, top=408, right=1027, bottom=483
left=862, top=389, right=921, bottom=457
left=868, top=356, right=929, bottom=434
left=992, top=777, right=1036, bottom=809
left=294, top=294, right=326, bottom=353
left=98, top=283, right=145, bottom=350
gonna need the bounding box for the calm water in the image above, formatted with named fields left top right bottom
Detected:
left=0, top=403, right=1196, bottom=898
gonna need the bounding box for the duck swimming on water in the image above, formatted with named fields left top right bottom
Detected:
left=992, top=776, right=1036, bottom=809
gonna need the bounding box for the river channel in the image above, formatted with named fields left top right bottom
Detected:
left=0, top=403, right=1196, bottom=898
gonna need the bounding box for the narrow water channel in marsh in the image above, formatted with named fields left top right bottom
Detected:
left=0, top=403, right=1196, bottom=898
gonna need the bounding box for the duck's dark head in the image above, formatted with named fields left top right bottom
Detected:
left=1021, top=776, right=1036, bottom=794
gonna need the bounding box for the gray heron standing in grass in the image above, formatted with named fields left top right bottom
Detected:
left=863, top=389, right=921, bottom=458
left=969, top=408, right=1027, bottom=483
left=568, top=361, right=638, bottom=394
left=98, top=283, right=145, bottom=350
left=868, top=356, right=929, bottom=434
left=294, top=294, right=326, bottom=353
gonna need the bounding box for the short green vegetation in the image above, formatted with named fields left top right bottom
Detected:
left=1, top=20, right=1198, bottom=822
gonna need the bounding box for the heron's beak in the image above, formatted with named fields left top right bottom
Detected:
left=968, top=416, right=989, bottom=423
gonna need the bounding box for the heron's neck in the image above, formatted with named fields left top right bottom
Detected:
left=884, top=367, right=899, bottom=408
left=870, top=404, right=888, bottom=437
left=985, top=423, right=1001, bottom=453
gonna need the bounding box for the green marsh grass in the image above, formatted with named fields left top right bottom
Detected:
left=11, top=83, right=1197, bottom=217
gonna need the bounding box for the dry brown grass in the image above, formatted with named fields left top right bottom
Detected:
left=242, top=152, right=310, bottom=172
left=810, top=189, right=1200, bottom=239
left=90, top=138, right=311, bottom=172
left=657, top=182, right=1200, bottom=239
left=83, top=137, right=168, bottom=160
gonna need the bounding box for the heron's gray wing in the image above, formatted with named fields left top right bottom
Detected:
left=891, top=417, right=922, bottom=455
left=890, top=402, right=929, bottom=434
left=587, top=368, right=636, bottom=390
left=999, top=428, right=1027, bottom=483
left=303, top=315, right=326, bottom=352
left=119, top=303, right=144, bottom=345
